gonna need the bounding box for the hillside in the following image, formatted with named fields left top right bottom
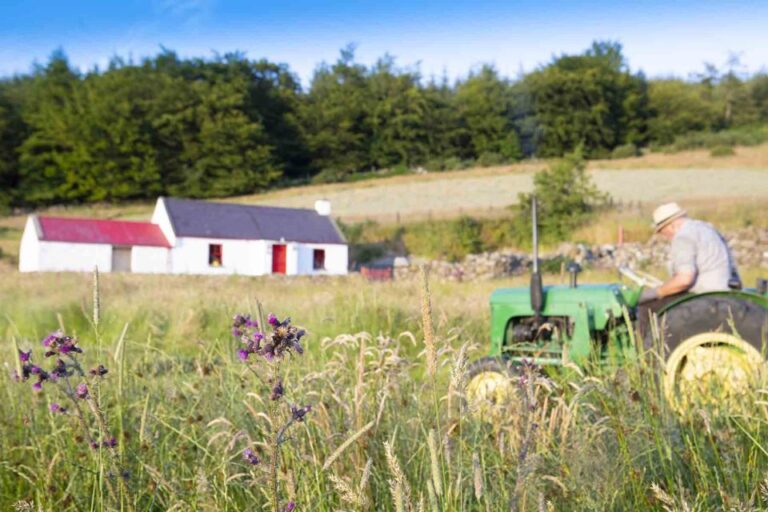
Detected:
left=2, top=144, right=768, bottom=266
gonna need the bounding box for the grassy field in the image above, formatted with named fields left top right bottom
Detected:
left=3, top=271, right=768, bottom=511
left=2, top=144, right=768, bottom=510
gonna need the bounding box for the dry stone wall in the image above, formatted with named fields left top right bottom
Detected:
left=393, top=227, right=768, bottom=282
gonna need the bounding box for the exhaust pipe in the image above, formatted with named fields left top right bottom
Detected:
left=530, top=196, right=544, bottom=321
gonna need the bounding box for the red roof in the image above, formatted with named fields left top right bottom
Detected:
left=37, top=216, right=171, bottom=247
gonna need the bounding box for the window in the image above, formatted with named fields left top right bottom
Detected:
left=209, top=244, right=223, bottom=267
left=313, top=248, right=326, bottom=270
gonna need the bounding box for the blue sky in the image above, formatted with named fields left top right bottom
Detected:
left=2, top=0, right=767, bottom=84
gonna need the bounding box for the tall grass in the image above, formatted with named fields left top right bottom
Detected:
left=2, top=272, right=768, bottom=510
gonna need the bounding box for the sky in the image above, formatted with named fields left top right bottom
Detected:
left=1, top=0, right=767, bottom=84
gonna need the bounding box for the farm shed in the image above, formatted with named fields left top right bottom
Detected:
left=19, top=197, right=348, bottom=276
left=18, top=216, right=171, bottom=273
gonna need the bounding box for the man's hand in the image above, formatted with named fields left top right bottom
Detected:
left=639, top=287, right=659, bottom=304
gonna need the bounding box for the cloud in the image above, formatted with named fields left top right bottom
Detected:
left=153, top=0, right=216, bottom=28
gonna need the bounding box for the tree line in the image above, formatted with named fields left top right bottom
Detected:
left=1, top=41, right=767, bottom=210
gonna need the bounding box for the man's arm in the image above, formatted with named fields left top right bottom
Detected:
left=657, top=270, right=696, bottom=298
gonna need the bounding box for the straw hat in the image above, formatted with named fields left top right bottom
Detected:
left=652, top=202, right=687, bottom=232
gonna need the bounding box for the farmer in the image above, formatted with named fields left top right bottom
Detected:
left=637, top=202, right=741, bottom=337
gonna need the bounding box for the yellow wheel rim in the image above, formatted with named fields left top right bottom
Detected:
left=664, top=332, right=765, bottom=413
left=466, top=370, right=514, bottom=421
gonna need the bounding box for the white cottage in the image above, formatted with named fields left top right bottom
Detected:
left=19, top=197, right=348, bottom=276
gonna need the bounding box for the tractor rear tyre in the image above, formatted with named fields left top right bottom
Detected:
left=465, top=357, right=520, bottom=421
left=655, top=295, right=768, bottom=412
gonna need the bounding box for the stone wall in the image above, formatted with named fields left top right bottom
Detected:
left=393, top=227, right=768, bottom=282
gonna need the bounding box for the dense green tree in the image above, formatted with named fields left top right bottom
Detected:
left=0, top=81, right=27, bottom=210
left=455, top=66, right=521, bottom=161
left=647, top=80, right=720, bottom=145
left=300, top=47, right=373, bottom=179
left=1, top=42, right=767, bottom=208
left=367, top=57, right=431, bottom=168
left=523, top=41, right=650, bottom=157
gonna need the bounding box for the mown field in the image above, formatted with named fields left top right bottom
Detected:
left=3, top=270, right=768, bottom=511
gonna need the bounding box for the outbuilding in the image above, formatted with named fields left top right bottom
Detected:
left=19, top=197, right=348, bottom=276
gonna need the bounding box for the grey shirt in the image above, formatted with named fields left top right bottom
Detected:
left=669, top=219, right=738, bottom=293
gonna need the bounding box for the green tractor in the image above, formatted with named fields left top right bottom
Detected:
left=466, top=198, right=768, bottom=414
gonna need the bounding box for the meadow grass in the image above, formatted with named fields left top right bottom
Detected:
left=2, top=270, right=768, bottom=510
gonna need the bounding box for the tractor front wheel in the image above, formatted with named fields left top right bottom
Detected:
left=465, top=357, right=520, bottom=421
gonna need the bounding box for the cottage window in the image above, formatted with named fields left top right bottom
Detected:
left=313, top=249, right=326, bottom=270
left=209, top=244, right=223, bottom=267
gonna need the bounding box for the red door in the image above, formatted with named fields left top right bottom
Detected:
left=272, top=244, right=286, bottom=274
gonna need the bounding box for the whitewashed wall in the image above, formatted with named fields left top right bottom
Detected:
left=169, top=237, right=268, bottom=275
left=151, top=198, right=177, bottom=246
left=294, top=243, right=348, bottom=275
left=18, top=216, right=40, bottom=272
left=131, top=246, right=170, bottom=273
left=36, top=241, right=112, bottom=272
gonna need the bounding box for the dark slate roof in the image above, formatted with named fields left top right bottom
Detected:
left=161, top=197, right=346, bottom=244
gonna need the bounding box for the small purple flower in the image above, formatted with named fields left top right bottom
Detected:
left=282, top=502, right=296, bottom=512
left=290, top=404, right=311, bottom=422
left=243, top=448, right=260, bottom=465
left=50, top=402, right=67, bottom=414
left=268, top=313, right=279, bottom=327
left=103, top=437, right=117, bottom=448
left=42, top=332, right=59, bottom=347
left=18, top=350, right=31, bottom=362
left=270, top=379, right=284, bottom=401
left=76, top=383, right=89, bottom=400
left=32, top=381, right=43, bottom=392
left=90, top=441, right=100, bottom=449
left=89, top=365, right=108, bottom=377
left=237, top=349, right=250, bottom=361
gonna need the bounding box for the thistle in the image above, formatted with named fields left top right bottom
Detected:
left=232, top=311, right=311, bottom=512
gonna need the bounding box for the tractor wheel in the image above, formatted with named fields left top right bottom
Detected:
left=465, top=357, right=521, bottom=422
left=656, top=296, right=768, bottom=412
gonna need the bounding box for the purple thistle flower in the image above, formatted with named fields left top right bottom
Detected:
left=267, top=313, right=279, bottom=327
left=42, top=332, right=59, bottom=347
left=50, top=402, right=67, bottom=414
left=32, top=381, right=43, bottom=392
left=290, top=404, right=311, bottom=422
left=103, top=437, right=117, bottom=448
left=282, top=502, right=296, bottom=512
left=18, top=350, right=31, bottom=362
left=89, top=365, right=108, bottom=377
left=90, top=441, right=100, bottom=449
left=237, top=349, right=250, bottom=361
left=243, top=448, right=260, bottom=465
left=76, top=383, right=89, bottom=399
left=270, top=379, right=284, bottom=401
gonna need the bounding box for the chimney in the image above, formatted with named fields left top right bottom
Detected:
left=314, top=199, right=331, bottom=216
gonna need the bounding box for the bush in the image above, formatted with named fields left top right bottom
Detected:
left=311, top=167, right=348, bottom=184
left=477, top=152, right=506, bottom=167
left=513, top=150, right=609, bottom=244
left=611, top=143, right=639, bottom=159
left=710, top=145, right=735, bottom=157
left=664, top=126, right=767, bottom=152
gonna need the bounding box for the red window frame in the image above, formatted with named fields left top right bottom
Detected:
left=209, top=244, right=223, bottom=266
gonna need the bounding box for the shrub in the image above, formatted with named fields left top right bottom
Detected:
left=311, top=167, right=348, bottom=184
left=664, top=126, right=767, bottom=153
left=611, top=143, right=639, bottom=159
left=513, top=149, right=609, bottom=244
left=477, top=151, right=506, bottom=167
left=710, top=145, right=735, bottom=157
